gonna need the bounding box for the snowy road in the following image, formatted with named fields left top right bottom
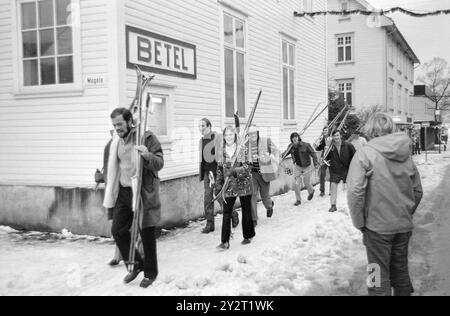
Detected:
left=0, top=153, right=449, bottom=296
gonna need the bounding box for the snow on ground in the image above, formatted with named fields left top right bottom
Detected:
left=0, top=152, right=448, bottom=296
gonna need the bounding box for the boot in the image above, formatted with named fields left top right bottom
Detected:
left=108, top=259, right=121, bottom=266
left=140, top=277, right=157, bottom=288
left=328, top=205, right=337, bottom=213
left=123, top=267, right=142, bottom=284
left=267, top=201, right=274, bottom=218
left=232, top=210, right=239, bottom=228
left=241, top=238, right=252, bottom=245
left=393, top=287, right=413, bottom=296
left=217, top=242, right=230, bottom=251
left=294, top=201, right=301, bottom=206
left=201, top=222, right=215, bottom=234
left=308, top=190, right=315, bottom=201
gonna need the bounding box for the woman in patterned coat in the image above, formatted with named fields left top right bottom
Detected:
left=215, top=126, right=255, bottom=250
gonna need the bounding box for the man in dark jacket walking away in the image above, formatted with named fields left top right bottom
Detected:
left=283, top=133, right=318, bottom=206
left=324, top=130, right=356, bottom=213
left=347, top=113, right=423, bottom=296
left=103, top=108, right=164, bottom=288
left=199, top=118, right=219, bottom=233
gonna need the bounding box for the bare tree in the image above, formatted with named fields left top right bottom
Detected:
left=418, top=57, right=450, bottom=152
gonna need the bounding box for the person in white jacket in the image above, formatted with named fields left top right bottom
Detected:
left=347, top=113, right=423, bottom=296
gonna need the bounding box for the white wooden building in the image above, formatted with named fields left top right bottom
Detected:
left=327, top=0, right=420, bottom=126
left=0, top=0, right=328, bottom=235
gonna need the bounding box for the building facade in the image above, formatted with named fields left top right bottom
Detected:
left=412, top=85, right=440, bottom=150
left=0, top=0, right=328, bottom=235
left=327, top=0, right=419, bottom=127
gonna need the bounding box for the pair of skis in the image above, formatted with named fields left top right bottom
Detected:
left=279, top=101, right=329, bottom=168
left=319, top=104, right=353, bottom=167
left=128, top=66, right=155, bottom=274
left=209, top=90, right=263, bottom=206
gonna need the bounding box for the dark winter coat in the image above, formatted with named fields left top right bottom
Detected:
left=103, top=130, right=164, bottom=228
left=325, top=141, right=356, bottom=183
left=283, top=141, right=318, bottom=168
left=199, top=132, right=218, bottom=181
left=215, top=143, right=253, bottom=198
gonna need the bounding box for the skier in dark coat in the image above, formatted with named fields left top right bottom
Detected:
left=324, top=130, right=356, bottom=213
left=199, top=118, right=219, bottom=233
left=103, top=108, right=164, bottom=288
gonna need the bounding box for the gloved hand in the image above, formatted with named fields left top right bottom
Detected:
left=94, top=169, right=105, bottom=183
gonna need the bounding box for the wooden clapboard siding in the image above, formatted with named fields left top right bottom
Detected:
left=0, top=0, right=111, bottom=187
left=124, top=0, right=328, bottom=180
left=0, top=0, right=327, bottom=187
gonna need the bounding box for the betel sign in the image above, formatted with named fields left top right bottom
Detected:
left=126, top=26, right=197, bottom=79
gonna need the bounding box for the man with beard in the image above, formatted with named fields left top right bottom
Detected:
left=103, top=107, right=164, bottom=288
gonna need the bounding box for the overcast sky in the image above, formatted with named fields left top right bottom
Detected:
left=366, top=0, right=450, bottom=79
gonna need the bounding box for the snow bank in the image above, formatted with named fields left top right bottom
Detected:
left=0, top=153, right=448, bottom=296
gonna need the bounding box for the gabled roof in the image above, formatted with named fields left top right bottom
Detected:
left=355, top=0, right=374, bottom=10
left=383, top=17, right=420, bottom=64
left=354, top=0, right=420, bottom=64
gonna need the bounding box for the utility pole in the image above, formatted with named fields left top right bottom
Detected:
left=436, top=109, right=441, bottom=154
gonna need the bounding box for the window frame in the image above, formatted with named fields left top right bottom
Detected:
left=220, top=8, right=248, bottom=120
left=281, top=37, right=296, bottom=122
left=12, top=0, right=83, bottom=98
left=388, top=38, right=393, bottom=67
left=388, top=78, right=394, bottom=111
left=336, top=33, right=354, bottom=64
left=405, top=88, right=410, bottom=116
left=337, top=79, right=354, bottom=106
left=146, top=85, right=174, bottom=144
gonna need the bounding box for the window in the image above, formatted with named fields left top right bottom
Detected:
left=147, top=95, right=168, bottom=137
left=403, top=88, right=407, bottom=114
left=302, top=0, right=314, bottom=12
left=388, top=39, right=393, bottom=66
left=388, top=78, right=394, bottom=111
left=282, top=39, right=295, bottom=120
left=19, top=0, right=74, bottom=86
left=397, top=84, right=402, bottom=113
left=337, top=34, right=353, bottom=63
left=223, top=13, right=246, bottom=118
left=397, top=46, right=402, bottom=73
left=338, top=81, right=353, bottom=106
left=405, top=89, right=410, bottom=115
left=404, top=58, right=408, bottom=78
left=341, top=1, right=349, bottom=11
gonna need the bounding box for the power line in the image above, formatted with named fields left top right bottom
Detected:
left=294, top=7, right=450, bottom=18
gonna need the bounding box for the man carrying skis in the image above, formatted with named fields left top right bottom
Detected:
left=247, top=125, right=279, bottom=226
left=103, top=107, right=164, bottom=288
